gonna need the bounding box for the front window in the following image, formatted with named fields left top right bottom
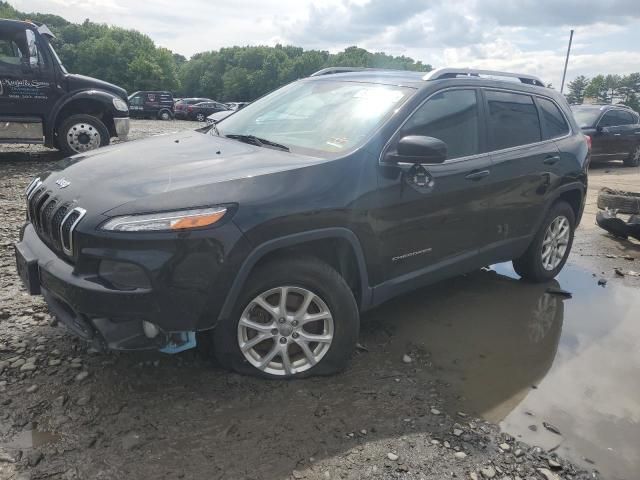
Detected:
left=216, top=80, right=413, bottom=157
left=571, top=107, right=602, bottom=128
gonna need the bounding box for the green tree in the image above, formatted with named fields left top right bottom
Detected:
left=566, top=75, right=588, bottom=104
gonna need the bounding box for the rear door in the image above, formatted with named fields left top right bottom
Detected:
left=484, top=90, right=564, bottom=244
left=600, top=109, right=638, bottom=155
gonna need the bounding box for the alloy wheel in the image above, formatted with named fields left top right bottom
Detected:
left=541, top=215, right=570, bottom=271
left=237, top=286, right=334, bottom=376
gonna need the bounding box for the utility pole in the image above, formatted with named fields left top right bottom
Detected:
left=560, top=29, right=574, bottom=94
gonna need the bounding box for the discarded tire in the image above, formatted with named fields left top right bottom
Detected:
left=597, top=188, right=640, bottom=214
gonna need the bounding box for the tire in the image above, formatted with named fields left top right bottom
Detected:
left=157, top=109, right=173, bottom=121
left=513, top=201, right=576, bottom=282
left=196, top=113, right=206, bottom=122
left=624, top=144, right=640, bottom=167
left=57, top=114, right=109, bottom=156
left=212, top=255, right=359, bottom=379
left=597, top=187, right=640, bottom=214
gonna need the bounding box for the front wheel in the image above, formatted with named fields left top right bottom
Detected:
left=212, top=256, right=359, bottom=379
left=196, top=113, right=206, bottom=122
left=513, top=201, right=576, bottom=282
left=624, top=144, right=640, bottom=167
left=57, top=114, right=110, bottom=156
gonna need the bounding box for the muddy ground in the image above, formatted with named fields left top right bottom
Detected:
left=1, top=120, right=639, bottom=480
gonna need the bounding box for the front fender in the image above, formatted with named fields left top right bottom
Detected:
left=46, top=89, right=129, bottom=144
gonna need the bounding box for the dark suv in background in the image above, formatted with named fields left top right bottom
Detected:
left=15, top=68, right=589, bottom=379
left=571, top=104, right=640, bottom=167
left=128, top=91, right=174, bottom=120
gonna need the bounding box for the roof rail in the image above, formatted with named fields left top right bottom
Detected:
left=424, top=68, right=546, bottom=87
left=310, top=67, right=403, bottom=77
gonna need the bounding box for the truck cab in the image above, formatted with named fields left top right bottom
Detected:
left=0, top=19, right=130, bottom=155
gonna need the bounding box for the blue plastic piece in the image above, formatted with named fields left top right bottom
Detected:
left=160, top=331, right=196, bottom=354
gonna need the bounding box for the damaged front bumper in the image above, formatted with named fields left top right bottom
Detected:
left=14, top=224, right=196, bottom=353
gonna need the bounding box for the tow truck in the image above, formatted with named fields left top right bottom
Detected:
left=0, top=19, right=130, bottom=155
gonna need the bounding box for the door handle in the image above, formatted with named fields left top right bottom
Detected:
left=613, top=133, right=622, bottom=136
left=465, top=169, right=490, bottom=181
left=543, top=155, right=560, bottom=165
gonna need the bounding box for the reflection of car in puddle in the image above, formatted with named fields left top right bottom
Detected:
left=362, top=265, right=565, bottom=421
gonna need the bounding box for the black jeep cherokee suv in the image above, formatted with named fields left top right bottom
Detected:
left=15, top=68, right=589, bottom=378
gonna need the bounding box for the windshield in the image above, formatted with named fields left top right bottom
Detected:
left=216, top=80, right=413, bottom=157
left=46, top=41, right=68, bottom=74
left=571, top=106, right=602, bottom=128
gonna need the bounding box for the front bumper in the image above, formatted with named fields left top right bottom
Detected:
left=15, top=221, right=249, bottom=351
left=113, top=116, right=130, bottom=139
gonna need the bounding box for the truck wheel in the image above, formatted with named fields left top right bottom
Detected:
left=212, top=255, right=359, bottom=379
left=513, top=201, right=576, bottom=282
left=624, top=145, right=640, bottom=167
left=158, top=109, right=173, bottom=121
left=58, top=114, right=109, bottom=156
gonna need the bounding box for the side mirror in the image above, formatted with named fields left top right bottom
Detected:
left=388, top=135, right=448, bottom=164
left=596, top=125, right=604, bottom=133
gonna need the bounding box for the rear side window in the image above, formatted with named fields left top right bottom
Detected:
left=486, top=91, right=541, bottom=150
left=537, top=97, right=570, bottom=139
left=598, top=110, right=634, bottom=127
left=616, top=110, right=636, bottom=125
left=400, top=89, right=480, bottom=160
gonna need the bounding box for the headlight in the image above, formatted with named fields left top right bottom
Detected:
left=112, top=97, right=128, bottom=112
left=101, top=207, right=227, bottom=232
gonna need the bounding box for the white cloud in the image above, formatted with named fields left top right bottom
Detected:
left=12, top=0, right=640, bottom=85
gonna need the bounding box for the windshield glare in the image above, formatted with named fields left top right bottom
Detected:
left=216, top=80, right=412, bottom=156
left=571, top=107, right=602, bottom=128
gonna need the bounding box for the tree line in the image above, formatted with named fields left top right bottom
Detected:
left=566, top=73, right=640, bottom=111
left=0, top=1, right=430, bottom=101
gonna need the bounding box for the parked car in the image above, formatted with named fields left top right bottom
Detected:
left=0, top=19, right=129, bottom=156
left=206, top=109, right=234, bottom=125
left=571, top=104, right=640, bottom=167
left=188, top=101, right=230, bottom=122
left=174, top=97, right=214, bottom=119
left=128, top=91, right=174, bottom=120
left=15, top=67, right=589, bottom=379
left=226, top=102, right=250, bottom=111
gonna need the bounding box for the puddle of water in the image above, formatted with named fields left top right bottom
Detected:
left=0, top=423, right=60, bottom=450
left=364, top=262, right=640, bottom=480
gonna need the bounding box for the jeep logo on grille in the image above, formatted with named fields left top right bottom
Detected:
left=55, top=178, right=71, bottom=189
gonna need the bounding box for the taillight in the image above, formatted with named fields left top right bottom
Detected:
left=187, top=105, right=194, bottom=112
left=585, top=134, right=592, bottom=150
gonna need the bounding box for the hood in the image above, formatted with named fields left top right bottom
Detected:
left=66, top=73, right=127, bottom=100
left=41, top=131, right=325, bottom=216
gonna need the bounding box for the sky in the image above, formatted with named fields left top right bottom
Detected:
left=13, top=0, right=640, bottom=89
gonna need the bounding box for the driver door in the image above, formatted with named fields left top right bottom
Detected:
left=373, top=88, right=493, bottom=284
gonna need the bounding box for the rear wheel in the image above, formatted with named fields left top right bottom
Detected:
left=57, top=114, right=109, bottom=156
left=212, top=256, right=359, bottom=379
left=513, top=201, right=576, bottom=282
left=624, top=144, right=640, bottom=167
left=157, top=109, right=173, bottom=121
left=196, top=113, right=206, bottom=122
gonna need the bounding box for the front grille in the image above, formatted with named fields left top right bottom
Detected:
left=26, top=186, right=86, bottom=258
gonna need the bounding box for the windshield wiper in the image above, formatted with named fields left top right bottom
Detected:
left=225, top=134, right=290, bottom=152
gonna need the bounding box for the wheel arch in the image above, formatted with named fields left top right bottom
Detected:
left=217, top=228, right=373, bottom=324
left=46, top=90, right=124, bottom=146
